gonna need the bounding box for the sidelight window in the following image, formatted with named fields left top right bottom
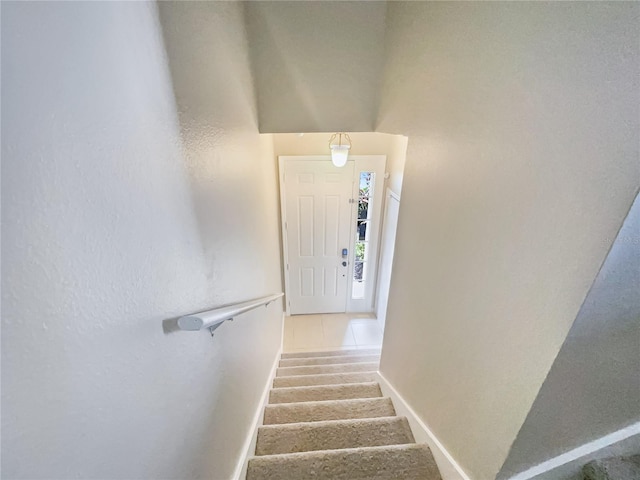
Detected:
left=352, top=172, right=375, bottom=299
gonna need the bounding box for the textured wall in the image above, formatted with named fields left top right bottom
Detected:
left=1, top=2, right=282, bottom=479
left=244, top=1, right=387, bottom=133
left=497, top=194, right=640, bottom=479
left=158, top=1, right=282, bottom=306
left=376, top=2, right=639, bottom=479
left=272, top=132, right=406, bottom=196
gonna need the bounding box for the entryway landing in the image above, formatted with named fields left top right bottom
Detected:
left=283, top=313, right=383, bottom=353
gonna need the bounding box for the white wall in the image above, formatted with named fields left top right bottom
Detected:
left=157, top=2, right=282, bottom=305
left=375, top=192, right=400, bottom=330
left=376, top=2, right=639, bottom=479
left=244, top=2, right=387, bottom=133
left=272, top=133, right=406, bottom=196
left=497, top=194, right=640, bottom=479
left=1, top=2, right=282, bottom=479
left=386, top=135, right=408, bottom=197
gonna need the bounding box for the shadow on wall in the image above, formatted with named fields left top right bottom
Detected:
left=497, top=192, right=640, bottom=479
left=158, top=2, right=283, bottom=304
left=244, top=4, right=324, bottom=133
left=243, top=1, right=387, bottom=133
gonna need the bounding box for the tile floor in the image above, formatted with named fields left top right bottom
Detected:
left=283, top=312, right=384, bottom=353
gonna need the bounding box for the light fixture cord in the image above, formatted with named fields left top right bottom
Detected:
left=329, top=132, right=352, bottom=149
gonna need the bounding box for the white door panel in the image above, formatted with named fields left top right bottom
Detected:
left=284, top=161, right=354, bottom=314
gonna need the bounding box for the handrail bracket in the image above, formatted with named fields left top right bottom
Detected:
left=208, top=317, right=234, bottom=336
left=176, top=293, right=284, bottom=336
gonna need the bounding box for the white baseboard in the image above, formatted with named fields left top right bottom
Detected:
left=231, top=315, right=284, bottom=480
left=376, top=371, right=472, bottom=480
left=507, top=422, right=640, bottom=480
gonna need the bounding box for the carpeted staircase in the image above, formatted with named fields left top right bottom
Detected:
left=246, top=348, right=442, bottom=480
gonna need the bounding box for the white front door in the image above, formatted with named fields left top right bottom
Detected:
left=282, top=160, right=354, bottom=314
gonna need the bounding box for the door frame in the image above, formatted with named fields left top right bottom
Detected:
left=279, top=155, right=386, bottom=315
left=374, top=187, right=401, bottom=330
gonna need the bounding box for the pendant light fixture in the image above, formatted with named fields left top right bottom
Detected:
left=329, top=132, right=351, bottom=167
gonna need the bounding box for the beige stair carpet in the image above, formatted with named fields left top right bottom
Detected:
left=272, top=371, right=378, bottom=388
left=246, top=349, right=442, bottom=480
left=280, top=348, right=382, bottom=360
left=268, top=382, right=382, bottom=404
left=276, top=361, right=380, bottom=377
left=279, top=353, right=381, bottom=367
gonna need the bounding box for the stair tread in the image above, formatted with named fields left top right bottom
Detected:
left=256, top=416, right=414, bottom=456
left=269, top=382, right=382, bottom=404
left=276, top=362, right=379, bottom=377
left=247, top=443, right=442, bottom=480
left=273, top=371, right=378, bottom=388
left=280, top=348, right=381, bottom=359
left=263, top=397, right=395, bottom=425
left=279, top=354, right=381, bottom=368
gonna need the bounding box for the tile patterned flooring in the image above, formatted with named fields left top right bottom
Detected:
left=283, top=312, right=383, bottom=353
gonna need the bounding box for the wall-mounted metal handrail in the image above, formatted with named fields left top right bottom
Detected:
left=177, top=293, right=284, bottom=336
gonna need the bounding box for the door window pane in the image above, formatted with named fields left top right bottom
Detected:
left=359, top=172, right=373, bottom=195
left=353, top=172, right=375, bottom=300
left=357, top=220, right=368, bottom=241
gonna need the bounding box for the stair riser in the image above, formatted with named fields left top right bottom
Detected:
left=256, top=417, right=414, bottom=456
left=279, top=354, right=380, bottom=368
left=269, top=382, right=382, bottom=404
left=273, top=371, right=378, bottom=388
left=263, top=398, right=395, bottom=425
left=276, top=362, right=379, bottom=377
left=280, top=348, right=381, bottom=360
